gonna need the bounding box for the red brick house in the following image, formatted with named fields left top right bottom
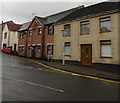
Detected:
left=18, top=21, right=31, bottom=56
left=27, top=16, right=46, bottom=58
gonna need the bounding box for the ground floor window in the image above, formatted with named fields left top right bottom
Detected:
left=47, top=45, right=54, bottom=55
left=37, top=45, right=41, bottom=52
left=64, top=42, right=71, bottom=56
left=100, top=40, right=112, bottom=58
left=28, top=46, right=31, bottom=52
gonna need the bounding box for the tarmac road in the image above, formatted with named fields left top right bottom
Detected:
left=2, top=53, right=119, bottom=101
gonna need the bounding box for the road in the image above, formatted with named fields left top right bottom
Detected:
left=2, top=52, right=119, bottom=101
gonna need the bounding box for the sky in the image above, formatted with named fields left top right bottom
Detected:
left=0, top=0, right=115, bottom=24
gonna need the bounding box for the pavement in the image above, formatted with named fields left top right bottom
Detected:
left=34, top=59, right=120, bottom=82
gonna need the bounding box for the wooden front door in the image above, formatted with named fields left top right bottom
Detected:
left=81, top=44, right=92, bottom=65
left=32, top=46, right=36, bottom=58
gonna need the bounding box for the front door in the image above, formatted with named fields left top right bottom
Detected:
left=14, top=44, right=16, bottom=52
left=81, top=44, right=92, bottom=65
left=32, top=46, right=36, bottom=58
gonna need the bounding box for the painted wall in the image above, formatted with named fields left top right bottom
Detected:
left=1, top=24, right=9, bottom=47
left=118, top=13, right=120, bottom=64
left=2, top=24, right=19, bottom=51
left=0, top=24, right=2, bottom=47
left=54, top=13, right=119, bottom=64
left=9, top=31, right=18, bottom=51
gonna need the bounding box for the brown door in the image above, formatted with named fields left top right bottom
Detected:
left=81, top=44, right=92, bottom=65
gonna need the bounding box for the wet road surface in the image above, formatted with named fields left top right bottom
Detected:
left=2, top=53, right=119, bottom=101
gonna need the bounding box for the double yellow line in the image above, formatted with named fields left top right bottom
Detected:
left=29, top=59, right=120, bottom=84
left=7, top=54, right=120, bottom=84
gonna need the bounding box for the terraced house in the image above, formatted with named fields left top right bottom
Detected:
left=54, top=2, right=120, bottom=65
left=27, top=16, right=46, bottom=58
left=18, top=21, right=31, bottom=57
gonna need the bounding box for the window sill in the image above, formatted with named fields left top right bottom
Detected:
left=65, top=55, right=71, bottom=57
left=100, top=31, right=111, bottom=33
left=80, top=33, right=89, bottom=35
left=100, top=57, right=112, bottom=58
left=64, top=35, right=71, bottom=37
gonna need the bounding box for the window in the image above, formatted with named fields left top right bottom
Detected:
left=47, top=45, right=54, bottom=55
left=18, top=47, right=21, bottom=52
left=80, top=21, right=89, bottom=34
left=29, top=30, right=32, bottom=36
left=28, top=46, right=31, bottom=52
left=48, top=25, right=54, bottom=34
left=100, top=40, right=112, bottom=58
left=64, top=24, right=70, bottom=36
left=22, top=46, right=24, bottom=52
left=38, top=27, right=42, bottom=34
left=47, top=45, right=51, bottom=55
left=100, top=17, right=111, bottom=32
left=37, top=45, right=41, bottom=52
left=4, top=32, right=7, bottom=39
left=64, top=42, right=71, bottom=56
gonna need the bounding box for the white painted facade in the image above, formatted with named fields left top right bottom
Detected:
left=1, top=24, right=18, bottom=51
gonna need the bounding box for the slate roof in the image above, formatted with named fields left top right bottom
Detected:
left=18, top=21, right=31, bottom=32
left=35, top=16, right=46, bottom=24
left=56, top=2, right=120, bottom=24
left=44, top=6, right=81, bottom=25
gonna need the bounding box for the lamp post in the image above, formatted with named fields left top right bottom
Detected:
left=61, top=30, right=65, bottom=65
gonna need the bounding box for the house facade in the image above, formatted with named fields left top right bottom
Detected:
left=1, top=21, right=21, bottom=52
left=43, top=6, right=81, bottom=60
left=54, top=2, right=120, bottom=65
left=18, top=21, right=31, bottom=56
left=27, top=16, right=46, bottom=58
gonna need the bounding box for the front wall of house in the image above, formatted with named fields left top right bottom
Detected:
left=54, top=21, right=79, bottom=61
left=0, top=24, right=2, bottom=47
left=27, top=19, right=43, bottom=58
left=54, top=13, right=119, bottom=64
left=44, top=25, right=54, bottom=59
left=9, top=31, right=18, bottom=51
left=79, top=13, right=119, bottom=64
left=118, top=13, right=120, bottom=64
left=2, top=24, right=9, bottom=47
left=18, top=31, right=28, bottom=56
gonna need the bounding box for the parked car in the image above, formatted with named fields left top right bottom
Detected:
left=2, top=48, right=12, bottom=53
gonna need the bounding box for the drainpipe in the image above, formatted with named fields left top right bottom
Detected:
left=25, top=30, right=28, bottom=58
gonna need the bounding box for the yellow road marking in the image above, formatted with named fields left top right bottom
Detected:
left=29, top=59, right=120, bottom=84
left=6, top=54, right=120, bottom=84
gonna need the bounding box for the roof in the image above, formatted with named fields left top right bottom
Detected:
left=18, top=21, right=32, bottom=31
left=44, top=6, right=81, bottom=25
left=56, top=2, right=120, bottom=24
left=6, top=21, right=21, bottom=31
left=35, top=16, right=46, bottom=24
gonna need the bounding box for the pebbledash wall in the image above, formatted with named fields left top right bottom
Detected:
left=54, top=13, right=120, bottom=65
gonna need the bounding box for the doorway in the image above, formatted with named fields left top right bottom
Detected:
left=81, top=44, right=92, bottom=65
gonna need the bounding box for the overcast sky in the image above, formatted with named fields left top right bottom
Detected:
left=0, top=0, right=113, bottom=24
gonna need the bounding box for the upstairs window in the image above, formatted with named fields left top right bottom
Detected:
left=48, top=25, right=54, bottom=34
left=4, top=32, right=7, bottom=39
left=100, top=40, right=112, bottom=58
left=38, top=27, right=42, bottom=34
left=80, top=21, right=89, bottom=34
left=29, top=30, right=32, bottom=36
left=100, top=16, right=111, bottom=33
left=64, top=24, right=70, bottom=36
